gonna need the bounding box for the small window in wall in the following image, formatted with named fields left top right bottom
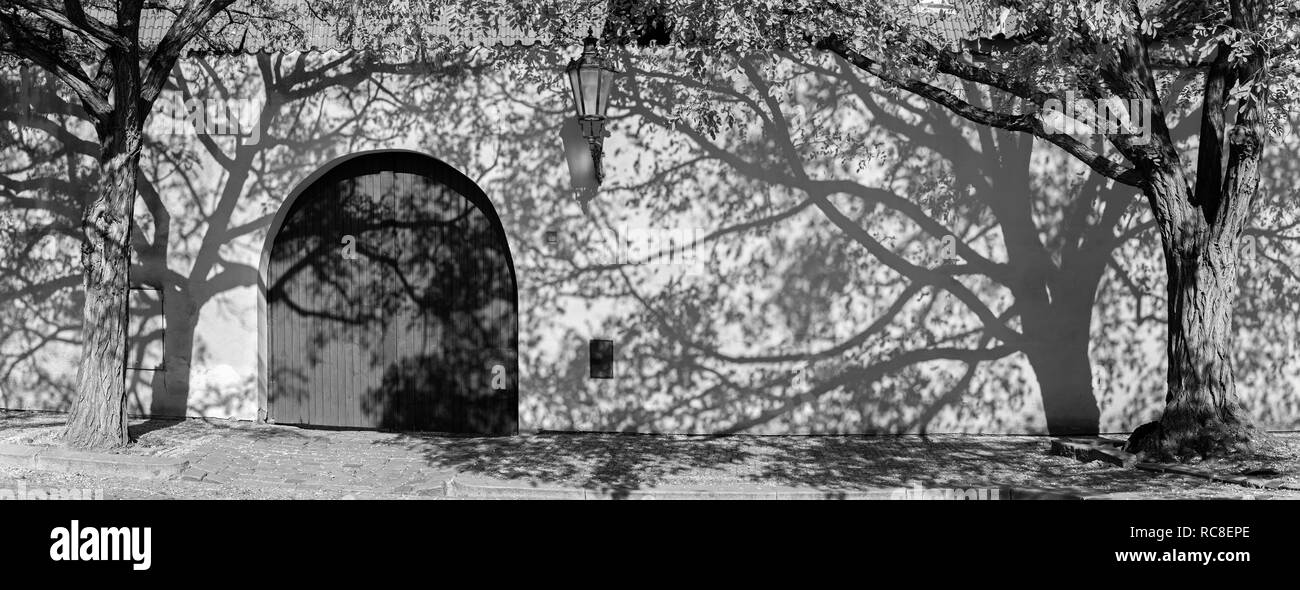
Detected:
left=590, top=339, right=613, bottom=379
left=126, top=286, right=165, bottom=371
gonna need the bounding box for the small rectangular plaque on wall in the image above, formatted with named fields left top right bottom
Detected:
left=590, top=339, right=613, bottom=379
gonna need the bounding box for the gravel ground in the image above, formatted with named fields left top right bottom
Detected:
left=0, top=410, right=70, bottom=446
left=389, top=431, right=1300, bottom=499
left=1160, top=431, right=1300, bottom=489
left=0, top=464, right=424, bottom=499
left=3, top=410, right=1299, bottom=499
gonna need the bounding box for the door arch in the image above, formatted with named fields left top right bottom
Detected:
left=264, top=151, right=517, bottom=434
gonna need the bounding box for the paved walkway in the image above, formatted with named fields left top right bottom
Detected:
left=1, top=410, right=1296, bottom=499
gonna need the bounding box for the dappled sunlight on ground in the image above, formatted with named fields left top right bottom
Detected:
left=3, top=410, right=1297, bottom=499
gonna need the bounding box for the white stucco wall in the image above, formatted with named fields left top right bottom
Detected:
left=3, top=47, right=1299, bottom=434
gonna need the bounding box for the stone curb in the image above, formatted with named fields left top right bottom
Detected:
left=1048, top=437, right=1137, bottom=468
left=445, top=477, right=1084, bottom=500
left=0, top=443, right=187, bottom=480
left=1051, top=437, right=1300, bottom=492
left=0, top=443, right=42, bottom=468
left=1135, top=463, right=1300, bottom=491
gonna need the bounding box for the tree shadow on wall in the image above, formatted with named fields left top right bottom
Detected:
left=512, top=49, right=1300, bottom=436
left=5, top=45, right=1300, bottom=442
left=0, top=51, right=490, bottom=428
left=360, top=353, right=515, bottom=435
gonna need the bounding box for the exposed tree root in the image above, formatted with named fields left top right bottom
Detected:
left=1124, top=416, right=1279, bottom=463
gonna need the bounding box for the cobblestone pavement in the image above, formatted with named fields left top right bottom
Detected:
left=2, top=410, right=1298, bottom=499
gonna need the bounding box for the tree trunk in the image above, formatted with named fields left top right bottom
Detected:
left=63, top=147, right=141, bottom=449
left=1126, top=244, right=1258, bottom=459
left=1118, top=0, right=1270, bottom=462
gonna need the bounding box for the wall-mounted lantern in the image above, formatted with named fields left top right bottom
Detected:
left=565, top=32, right=617, bottom=186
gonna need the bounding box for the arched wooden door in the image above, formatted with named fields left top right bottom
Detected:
left=267, top=152, right=517, bottom=434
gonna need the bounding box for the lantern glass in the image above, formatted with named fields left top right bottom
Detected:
left=565, top=35, right=616, bottom=120
left=595, top=67, right=614, bottom=116
left=567, top=65, right=584, bottom=116
left=580, top=65, right=603, bottom=118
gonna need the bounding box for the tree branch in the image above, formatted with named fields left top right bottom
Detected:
left=6, top=0, right=130, bottom=50
left=819, top=37, right=1145, bottom=187
left=141, top=0, right=238, bottom=107
left=0, top=10, right=112, bottom=121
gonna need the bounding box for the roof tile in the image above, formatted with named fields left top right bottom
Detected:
left=84, top=0, right=601, bottom=54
